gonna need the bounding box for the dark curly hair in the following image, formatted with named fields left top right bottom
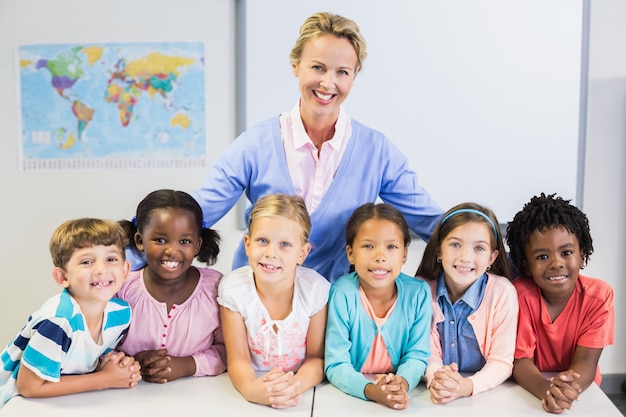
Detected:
left=120, top=189, right=220, bottom=266
left=505, top=193, right=593, bottom=276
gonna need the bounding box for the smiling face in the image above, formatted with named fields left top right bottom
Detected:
left=438, top=222, right=498, bottom=301
left=523, top=225, right=584, bottom=301
left=346, top=218, right=408, bottom=293
left=292, top=34, right=357, bottom=126
left=244, top=216, right=311, bottom=286
left=135, top=208, right=202, bottom=282
left=53, top=244, right=129, bottom=305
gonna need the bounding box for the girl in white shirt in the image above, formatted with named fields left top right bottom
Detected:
left=218, top=194, right=330, bottom=409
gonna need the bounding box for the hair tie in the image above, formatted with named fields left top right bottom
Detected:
left=201, top=221, right=206, bottom=230
left=440, top=209, right=498, bottom=239
left=131, top=216, right=137, bottom=226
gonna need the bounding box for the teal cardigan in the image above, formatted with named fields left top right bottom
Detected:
left=324, top=272, right=432, bottom=400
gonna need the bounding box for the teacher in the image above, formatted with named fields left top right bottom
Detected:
left=193, top=11, right=442, bottom=282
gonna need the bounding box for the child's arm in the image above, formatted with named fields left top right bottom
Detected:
left=513, top=357, right=552, bottom=400
left=566, top=345, right=602, bottom=392
left=394, top=282, right=432, bottom=392
left=16, top=351, right=141, bottom=398
left=188, top=272, right=228, bottom=377
left=514, top=346, right=602, bottom=414
left=542, top=346, right=602, bottom=413
left=220, top=306, right=298, bottom=408
left=191, top=324, right=227, bottom=376
left=324, top=288, right=373, bottom=401
left=184, top=324, right=227, bottom=377
left=465, top=280, right=518, bottom=395
left=279, top=305, right=327, bottom=397
left=513, top=357, right=576, bottom=414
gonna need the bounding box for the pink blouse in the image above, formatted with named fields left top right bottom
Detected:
left=280, top=101, right=351, bottom=213
left=116, top=267, right=226, bottom=376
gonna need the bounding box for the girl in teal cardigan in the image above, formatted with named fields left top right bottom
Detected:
left=324, top=203, right=432, bottom=409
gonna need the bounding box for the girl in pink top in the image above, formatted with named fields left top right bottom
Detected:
left=416, top=202, right=517, bottom=404
left=116, top=189, right=226, bottom=383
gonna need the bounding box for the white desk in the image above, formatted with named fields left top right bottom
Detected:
left=2, top=374, right=620, bottom=417
left=0, top=373, right=314, bottom=417
left=312, top=379, right=623, bottom=417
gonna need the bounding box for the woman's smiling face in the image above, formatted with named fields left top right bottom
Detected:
left=292, top=34, right=357, bottom=124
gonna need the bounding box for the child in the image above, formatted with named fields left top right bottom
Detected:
left=506, top=193, right=614, bottom=414
left=218, top=194, right=330, bottom=409
left=0, top=218, right=141, bottom=406
left=415, top=203, right=517, bottom=403
left=117, top=189, right=226, bottom=383
left=324, top=202, right=432, bottom=410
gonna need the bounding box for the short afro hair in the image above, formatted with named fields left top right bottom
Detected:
left=505, top=193, right=593, bottom=275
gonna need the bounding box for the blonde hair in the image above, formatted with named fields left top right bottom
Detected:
left=248, top=194, right=311, bottom=243
left=50, top=218, right=126, bottom=269
left=289, top=11, right=367, bottom=74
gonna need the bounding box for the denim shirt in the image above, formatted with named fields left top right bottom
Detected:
left=436, top=273, right=487, bottom=372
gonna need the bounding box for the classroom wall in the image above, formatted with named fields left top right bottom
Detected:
left=583, top=0, right=626, bottom=375
left=0, top=0, right=242, bottom=341
left=0, top=0, right=624, bottom=376
left=242, top=0, right=584, bottom=225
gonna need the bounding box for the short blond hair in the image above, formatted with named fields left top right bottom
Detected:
left=289, top=12, right=367, bottom=74
left=49, top=218, right=126, bottom=269
left=248, top=194, right=311, bottom=243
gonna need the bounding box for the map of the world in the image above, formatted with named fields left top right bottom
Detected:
left=18, top=42, right=206, bottom=170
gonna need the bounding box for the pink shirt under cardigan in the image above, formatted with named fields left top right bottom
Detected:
left=358, top=286, right=395, bottom=374
left=280, top=102, right=351, bottom=213
left=116, top=267, right=226, bottom=376
left=421, top=273, right=518, bottom=395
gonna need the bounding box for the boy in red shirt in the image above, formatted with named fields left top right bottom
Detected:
left=506, top=193, right=614, bottom=414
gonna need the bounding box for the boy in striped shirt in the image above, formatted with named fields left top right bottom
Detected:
left=1, top=218, right=141, bottom=406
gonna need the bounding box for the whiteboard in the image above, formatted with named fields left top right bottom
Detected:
left=240, top=0, right=587, bottom=223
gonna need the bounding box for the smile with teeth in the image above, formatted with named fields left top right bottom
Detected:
left=370, top=269, right=389, bottom=278
left=455, top=266, right=474, bottom=273
left=91, top=280, right=112, bottom=287
left=314, top=91, right=334, bottom=101
left=547, top=275, right=567, bottom=281
left=260, top=263, right=280, bottom=271
left=162, top=260, right=181, bottom=269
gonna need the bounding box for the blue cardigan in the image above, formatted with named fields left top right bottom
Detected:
left=192, top=116, right=442, bottom=282
left=324, top=272, right=432, bottom=400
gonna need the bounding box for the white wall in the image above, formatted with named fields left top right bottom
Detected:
left=583, top=0, right=626, bottom=375
left=243, top=0, right=583, bottom=224
left=0, top=0, right=624, bottom=376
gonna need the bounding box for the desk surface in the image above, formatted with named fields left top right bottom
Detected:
left=313, top=379, right=622, bottom=417
left=0, top=373, right=313, bottom=417
left=0, top=375, right=620, bottom=417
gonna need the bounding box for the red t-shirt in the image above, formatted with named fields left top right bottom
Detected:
left=514, top=275, right=614, bottom=385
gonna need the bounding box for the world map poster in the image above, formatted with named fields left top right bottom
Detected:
left=17, top=42, right=206, bottom=170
